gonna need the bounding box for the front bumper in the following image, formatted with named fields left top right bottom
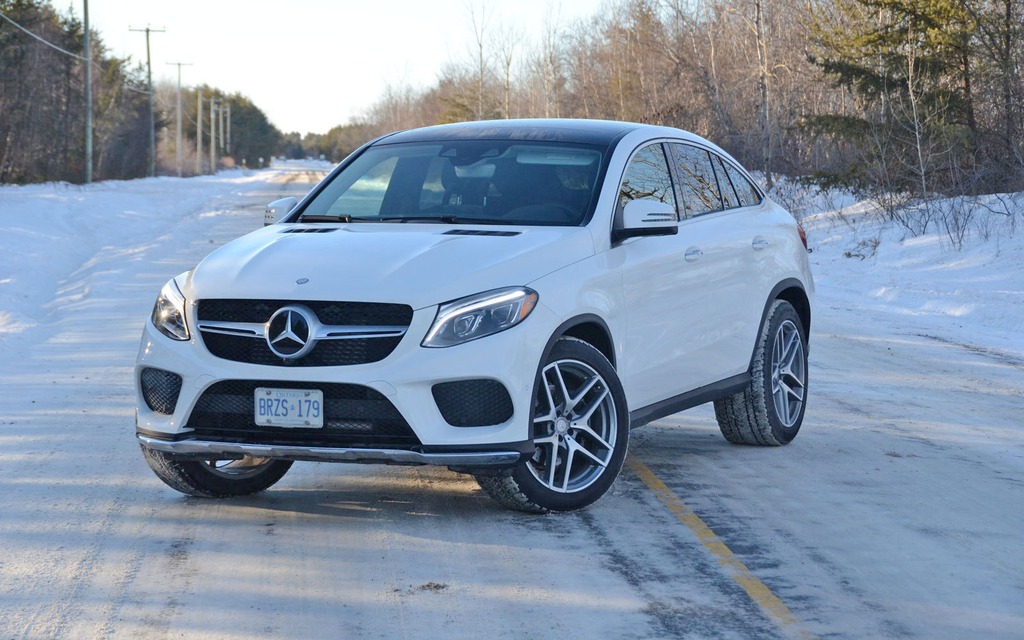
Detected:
left=137, top=433, right=531, bottom=467
left=135, top=300, right=560, bottom=451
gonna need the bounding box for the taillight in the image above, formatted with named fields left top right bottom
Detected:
left=797, top=225, right=809, bottom=252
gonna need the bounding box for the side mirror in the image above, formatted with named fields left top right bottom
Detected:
left=613, top=199, right=678, bottom=242
left=264, top=196, right=298, bottom=226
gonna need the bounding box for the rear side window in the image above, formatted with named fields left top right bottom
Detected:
left=619, top=144, right=677, bottom=215
left=718, top=158, right=763, bottom=207
left=667, top=144, right=722, bottom=217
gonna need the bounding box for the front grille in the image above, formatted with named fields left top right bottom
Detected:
left=140, top=368, right=183, bottom=415
left=432, top=379, right=514, bottom=427
left=201, top=332, right=403, bottom=367
left=197, top=299, right=413, bottom=367
left=185, top=380, right=420, bottom=448
left=198, top=299, right=412, bottom=325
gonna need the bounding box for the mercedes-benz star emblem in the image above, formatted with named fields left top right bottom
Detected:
left=266, top=306, right=317, bottom=359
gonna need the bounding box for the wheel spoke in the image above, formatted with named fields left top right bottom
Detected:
left=549, top=441, right=562, bottom=489
left=559, top=444, right=574, bottom=491
left=564, top=374, right=601, bottom=416
left=777, top=392, right=793, bottom=424
left=552, top=363, right=572, bottom=411
left=534, top=368, right=560, bottom=424
left=566, top=434, right=608, bottom=467
left=572, top=423, right=612, bottom=451
left=572, top=386, right=608, bottom=423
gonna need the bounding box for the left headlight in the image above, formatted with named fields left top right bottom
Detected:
left=151, top=277, right=189, bottom=341
left=422, top=287, right=538, bottom=348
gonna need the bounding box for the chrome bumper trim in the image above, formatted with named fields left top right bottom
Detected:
left=136, top=435, right=522, bottom=467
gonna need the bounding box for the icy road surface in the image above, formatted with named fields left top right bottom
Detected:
left=0, top=164, right=1021, bottom=639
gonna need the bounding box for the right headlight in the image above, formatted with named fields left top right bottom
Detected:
left=151, top=276, right=189, bottom=341
left=422, top=287, right=538, bottom=348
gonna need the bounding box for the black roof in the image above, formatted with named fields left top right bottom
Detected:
left=377, top=119, right=640, bottom=147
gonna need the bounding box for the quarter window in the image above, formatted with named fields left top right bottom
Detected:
left=667, top=144, right=722, bottom=217
left=619, top=144, right=677, bottom=215
left=718, top=158, right=762, bottom=207
left=713, top=156, right=741, bottom=209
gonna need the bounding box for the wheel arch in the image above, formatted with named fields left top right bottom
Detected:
left=540, top=314, right=617, bottom=369
left=749, top=279, right=811, bottom=370
left=775, top=282, right=811, bottom=341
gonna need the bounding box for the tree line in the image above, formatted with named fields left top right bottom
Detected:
left=5, top=0, right=1021, bottom=201
left=293, top=0, right=1023, bottom=203
left=0, top=0, right=280, bottom=184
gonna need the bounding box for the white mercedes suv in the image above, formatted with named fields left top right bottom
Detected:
left=136, top=119, right=813, bottom=512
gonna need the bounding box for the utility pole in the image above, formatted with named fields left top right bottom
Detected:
left=129, top=26, right=165, bottom=177
left=196, top=88, right=203, bottom=175
left=166, top=62, right=191, bottom=178
left=209, top=97, right=217, bottom=174
left=219, top=102, right=225, bottom=152
left=225, top=102, right=231, bottom=154
left=83, top=0, right=92, bottom=183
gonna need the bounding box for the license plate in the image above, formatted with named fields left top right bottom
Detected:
left=254, top=387, right=324, bottom=428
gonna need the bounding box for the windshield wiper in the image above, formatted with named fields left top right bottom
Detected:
left=298, top=214, right=382, bottom=223
left=377, top=215, right=508, bottom=225
left=299, top=214, right=509, bottom=225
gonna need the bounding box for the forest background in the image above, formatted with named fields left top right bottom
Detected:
left=2, top=0, right=1022, bottom=222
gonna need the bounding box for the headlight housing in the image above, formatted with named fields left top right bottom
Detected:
left=151, top=276, right=190, bottom=341
left=422, top=287, right=538, bottom=348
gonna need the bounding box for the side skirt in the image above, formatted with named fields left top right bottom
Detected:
left=628, top=373, right=750, bottom=429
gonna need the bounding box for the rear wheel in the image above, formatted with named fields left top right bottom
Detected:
left=141, top=446, right=293, bottom=497
left=715, top=299, right=808, bottom=445
left=476, top=337, right=628, bottom=513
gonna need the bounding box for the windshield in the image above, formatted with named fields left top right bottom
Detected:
left=300, top=140, right=606, bottom=226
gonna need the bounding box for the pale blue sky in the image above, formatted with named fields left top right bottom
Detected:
left=85, top=0, right=602, bottom=134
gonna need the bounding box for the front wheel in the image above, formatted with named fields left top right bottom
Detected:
left=715, top=299, right=808, bottom=445
left=476, top=337, right=629, bottom=513
left=141, top=446, right=293, bottom=497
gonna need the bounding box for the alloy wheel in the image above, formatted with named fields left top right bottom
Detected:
left=528, top=358, right=618, bottom=493
left=771, top=319, right=806, bottom=428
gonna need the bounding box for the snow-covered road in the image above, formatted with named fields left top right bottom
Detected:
left=1, top=165, right=1021, bottom=639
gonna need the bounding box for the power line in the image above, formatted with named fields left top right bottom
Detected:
left=0, top=9, right=90, bottom=62
left=0, top=9, right=151, bottom=95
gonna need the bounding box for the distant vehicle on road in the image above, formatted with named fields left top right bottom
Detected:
left=136, top=119, right=814, bottom=512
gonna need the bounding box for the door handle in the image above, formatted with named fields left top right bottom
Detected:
left=685, top=247, right=703, bottom=262
left=752, top=238, right=770, bottom=251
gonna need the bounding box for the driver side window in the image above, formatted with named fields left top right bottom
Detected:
left=619, top=144, right=677, bottom=217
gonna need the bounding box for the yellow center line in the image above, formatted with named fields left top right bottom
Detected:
left=626, top=455, right=818, bottom=640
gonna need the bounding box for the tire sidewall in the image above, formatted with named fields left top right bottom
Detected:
left=177, top=457, right=293, bottom=497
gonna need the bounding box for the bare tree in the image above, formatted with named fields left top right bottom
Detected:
left=494, top=22, right=522, bottom=119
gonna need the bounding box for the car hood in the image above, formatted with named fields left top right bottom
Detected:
left=183, top=224, right=596, bottom=309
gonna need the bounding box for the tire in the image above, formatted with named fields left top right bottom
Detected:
left=476, top=337, right=629, bottom=513
left=141, top=446, right=293, bottom=498
left=714, top=299, right=808, bottom=446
